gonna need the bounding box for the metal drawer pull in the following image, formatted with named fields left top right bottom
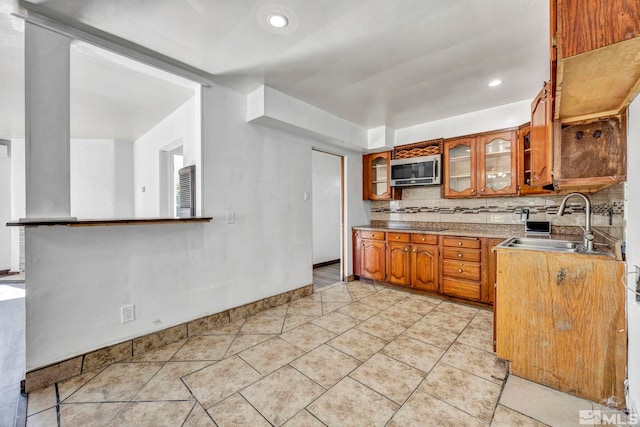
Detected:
left=457, top=242, right=462, bottom=246
left=421, top=238, right=426, bottom=241
left=458, top=253, right=463, bottom=258
left=395, top=236, right=400, bottom=239
left=458, top=268, right=463, bottom=273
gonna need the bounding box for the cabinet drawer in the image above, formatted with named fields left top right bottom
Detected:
left=442, top=236, right=481, bottom=249
left=360, top=231, right=385, bottom=240
left=442, top=278, right=481, bottom=301
left=410, top=234, right=438, bottom=245
left=442, top=248, right=481, bottom=262
left=387, top=232, right=410, bottom=242
left=442, top=260, right=481, bottom=281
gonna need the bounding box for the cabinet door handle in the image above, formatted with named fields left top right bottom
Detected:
left=458, top=268, right=463, bottom=273
left=481, top=188, right=485, bottom=192
left=412, top=249, right=417, bottom=253
left=395, top=236, right=400, bottom=239
left=421, top=238, right=426, bottom=241
left=405, top=247, right=409, bottom=252
left=470, top=189, right=475, bottom=193
left=457, top=242, right=462, bottom=246
left=458, top=253, right=463, bottom=258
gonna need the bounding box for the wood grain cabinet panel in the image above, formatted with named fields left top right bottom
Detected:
left=386, top=242, right=410, bottom=286
left=495, top=248, right=626, bottom=407
left=410, top=244, right=438, bottom=291
left=360, top=240, right=386, bottom=281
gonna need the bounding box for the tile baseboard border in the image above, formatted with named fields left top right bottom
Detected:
left=24, top=283, right=314, bottom=393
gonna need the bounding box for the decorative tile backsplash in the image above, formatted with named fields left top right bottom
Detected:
left=371, top=183, right=625, bottom=235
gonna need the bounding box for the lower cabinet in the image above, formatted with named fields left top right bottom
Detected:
left=353, top=228, right=500, bottom=305
left=386, top=233, right=439, bottom=290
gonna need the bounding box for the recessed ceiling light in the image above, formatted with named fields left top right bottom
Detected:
left=488, top=79, right=503, bottom=87
left=268, top=13, right=288, bottom=28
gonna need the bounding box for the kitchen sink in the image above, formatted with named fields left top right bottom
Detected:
left=498, top=237, right=582, bottom=253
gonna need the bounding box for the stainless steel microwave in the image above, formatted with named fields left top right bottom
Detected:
left=390, top=154, right=441, bottom=187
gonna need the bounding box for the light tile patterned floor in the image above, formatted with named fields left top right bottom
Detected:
left=25, top=281, right=628, bottom=426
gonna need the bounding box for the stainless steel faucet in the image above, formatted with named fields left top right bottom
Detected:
left=557, top=192, right=594, bottom=251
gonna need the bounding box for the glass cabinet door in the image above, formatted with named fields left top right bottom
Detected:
left=370, top=155, right=389, bottom=197
left=444, top=138, right=476, bottom=197
left=478, top=131, right=517, bottom=195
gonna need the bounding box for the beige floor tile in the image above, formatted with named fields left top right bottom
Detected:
left=321, top=283, right=349, bottom=292
left=107, top=400, right=194, bottom=426
left=388, top=390, right=487, bottom=427
left=238, top=337, right=305, bottom=375
left=470, top=309, right=494, bottom=331
left=291, top=293, right=323, bottom=304
left=420, top=363, right=502, bottom=422
left=196, top=319, right=245, bottom=335
left=392, top=297, right=439, bottom=315
left=456, top=324, right=494, bottom=353
left=346, top=280, right=377, bottom=292
left=322, top=301, right=350, bottom=314
left=224, top=333, right=276, bottom=356
left=307, top=377, right=399, bottom=426
left=59, top=402, right=126, bottom=426
left=290, top=344, right=361, bottom=388
left=355, top=315, right=406, bottom=341
left=311, top=311, right=361, bottom=334
left=433, top=300, right=480, bottom=320
left=321, top=290, right=353, bottom=303
left=239, top=315, right=285, bottom=334
left=182, top=355, right=262, bottom=408
left=26, top=407, right=57, bottom=427
left=349, top=289, right=377, bottom=300
left=442, top=342, right=507, bottom=384
left=170, top=335, right=235, bottom=361
left=282, top=314, right=318, bottom=331
left=183, top=403, right=216, bottom=426
left=133, top=361, right=212, bottom=401
left=378, top=305, right=423, bottom=327
left=286, top=302, right=323, bottom=317
left=58, top=369, right=102, bottom=402
left=381, top=335, right=445, bottom=373
left=66, top=362, right=162, bottom=403
left=27, top=385, right=56, bottom=416
left=421, top=310, right=470, bottom=333
left=280, top=323, right=336, bottom=352
left=375, top=289, right=409, bottom=302
left=403, top=321, right=460, bottom=349
left=500, top=375, right=594, bottom=427
left=282, top=409, right=326, bottom=427
left=336, top=302, right=381, bottom=321
left=407, top=293, right=445, bottom=304
left=490, top=405, right=548, bottom=426
left=358, top=294, right=398, bottom=310
left=350, top=353, right=424, bottom=404
left=327, top=329, right=388, bottom=361
left=130, top=339, right=187, bottom=362
left=241, top=365, right=325, bottom=425
left=207, top=393, right=270, bottom=427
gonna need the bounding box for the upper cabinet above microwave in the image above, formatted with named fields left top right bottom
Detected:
left=443, top=130, right=518, bottom=198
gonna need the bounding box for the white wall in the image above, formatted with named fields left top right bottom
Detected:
left=134, top=92, right=200, bottom=218
left=70, top=140, right=133, bottom=219
left=25, top=80, right=369, bottom=370
left=312, top=150, right=341, bottom=265
left=394, top=99, right=531, bottom=145
left=625, top=96, right=640, bottom=415
left=0, top=145, right=11, bottom=271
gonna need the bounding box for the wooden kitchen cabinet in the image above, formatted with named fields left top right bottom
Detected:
left=352, top=230, right=362, bottom=277
left=440, top=236, right=483, bottom=301
left=495, top=248, right=626, bottom=407
left=528, top=82, right=554, bottom=188
left=443, top=131, right=517, bottom=198
left=386, top=232, right=439, bottom=291
left=552, top=0, right=640, bottom=122
left=359, top=231, right=386, bottom=281
left=363, top=151, right=400, bottom=200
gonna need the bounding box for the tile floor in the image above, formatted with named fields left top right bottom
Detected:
left=25, top=281, right=629, bottom=426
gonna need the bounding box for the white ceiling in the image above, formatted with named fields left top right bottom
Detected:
left=0, top=0, right=549, bottom=141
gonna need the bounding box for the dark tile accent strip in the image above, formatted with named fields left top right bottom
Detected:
left=24, top=357, right=82, bottom=393
left=132, top=325, right=187, bottom=357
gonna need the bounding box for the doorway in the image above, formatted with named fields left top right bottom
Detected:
left=159, top=141, right=183, bottom=218
left=311, top=149, right=344, bottom=290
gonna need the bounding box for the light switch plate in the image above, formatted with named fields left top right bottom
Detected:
left=225, top=210, right=235, bottom=224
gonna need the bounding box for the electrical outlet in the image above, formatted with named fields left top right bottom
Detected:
left=121, top=304, right=135, bottom=323
left=225, top=210, right=235, bottom=224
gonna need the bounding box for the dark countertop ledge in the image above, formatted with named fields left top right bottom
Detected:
left=6, top=217, right=213, bottom=227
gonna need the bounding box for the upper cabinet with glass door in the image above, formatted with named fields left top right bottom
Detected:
left=443, top=131, right=518, bottom=198
left=363, top=151, right=400, bottom=200
left=443, top=138, right=476, bottom=198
